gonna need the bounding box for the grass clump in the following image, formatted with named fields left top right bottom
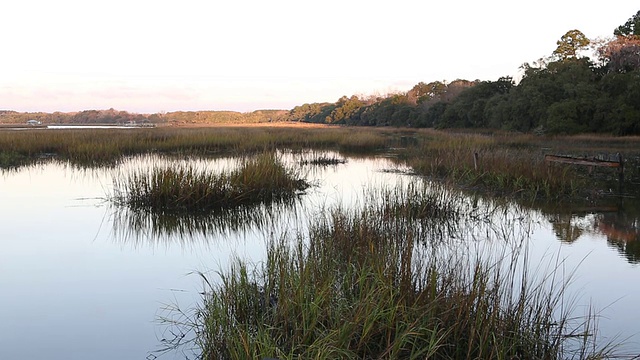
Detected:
left=167, top=187, right=607, bottom=360
left=112, top=152, right=308, bottom=213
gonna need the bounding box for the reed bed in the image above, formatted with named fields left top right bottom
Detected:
left=0, top=126, right=391, bottom=167
left=159, top=184, right=609, bottom=360
left=2, top=126, right=637, bottom=200
left=404, top=131, right=585, bottom=200
left=406, top=130, right=640, bottom=201
left=111, top=152, right=308, bottom=213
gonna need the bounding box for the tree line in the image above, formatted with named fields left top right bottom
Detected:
left=284, top=10, right=640, bottom=135
left=0, top=109, right=149, bottom=125
left=0, top=108, right=287, bottom=125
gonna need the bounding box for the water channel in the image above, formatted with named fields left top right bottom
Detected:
left=1, top=151, right=638, bottom=359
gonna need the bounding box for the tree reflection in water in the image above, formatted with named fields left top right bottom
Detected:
left=596, top=212, right=640, bottom=263
left=546, top=206, right=640, bottom=264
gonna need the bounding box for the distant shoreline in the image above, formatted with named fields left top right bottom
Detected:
left=0, top=123, right=155, bottom=130
left=0, top=121, right=334, bottom=131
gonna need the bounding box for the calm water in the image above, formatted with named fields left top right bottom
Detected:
left=0, top=152, right=638, bottom=359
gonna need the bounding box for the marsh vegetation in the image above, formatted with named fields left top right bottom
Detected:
left=1, top=126, right=639, bottom=359
left=111, top=152, right=308, bottom=213
left=1, top=126, right=638, bottom=200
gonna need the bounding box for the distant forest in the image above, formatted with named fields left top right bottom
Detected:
left=0, top=109, right=289, bottom=126
left=2, top=10, right=638, bottom=135
left=282, top=10, right=640, bottom=135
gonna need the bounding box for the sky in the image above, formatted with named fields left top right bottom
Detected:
left=1, top=0, right=638, bottom=114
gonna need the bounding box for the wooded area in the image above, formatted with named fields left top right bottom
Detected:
left=283, top=11, right=640, bottom=135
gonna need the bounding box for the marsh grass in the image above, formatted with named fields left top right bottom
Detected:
left=376, top=182, right=462, bottom=222
left=0, top=126, right=391, bottom=167
left=111, top=152, right=308, bottom=213
left=0, top=151, right=31, bottom=169
left=3, top=126, right=638, bottom=201
left=405, top=131, right=587, bottom=200
left=159, top=184, right=610, bottom=360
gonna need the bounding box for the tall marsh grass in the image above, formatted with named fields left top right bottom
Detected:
left=111, top=152, right=308, bottom=213
left=160, top=184, right=610, bottom=360
left=405, top=131, right=586, bottom=200
left=0, top=126, right=391, bottom=167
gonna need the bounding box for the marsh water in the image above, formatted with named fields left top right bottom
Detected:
left=1, top=151, right=639, bottom=359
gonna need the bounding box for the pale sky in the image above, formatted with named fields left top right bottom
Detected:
left=1, top=1, right=638, bottom=114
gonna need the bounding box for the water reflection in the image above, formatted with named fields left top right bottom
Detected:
left=542, top=203, right=640, bottom=263
left=597, top=211, right=640, bottom=263
left=548, top=212, right=587, bottom=244
left=110, top=200, right=303, bottom=248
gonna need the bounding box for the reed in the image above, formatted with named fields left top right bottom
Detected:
left=159, top=184, right=610, bottom=360
left=404, top=131, right=585, bottom=200
left=111, top=152, right=308, bottom=213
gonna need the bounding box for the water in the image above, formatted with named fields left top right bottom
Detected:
left=47, top=125, right=142, bottom=129
left=0, top=153, right=638, bottom=359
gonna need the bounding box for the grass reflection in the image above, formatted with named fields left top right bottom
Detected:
left=110, top=200, right=300, bottom=247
